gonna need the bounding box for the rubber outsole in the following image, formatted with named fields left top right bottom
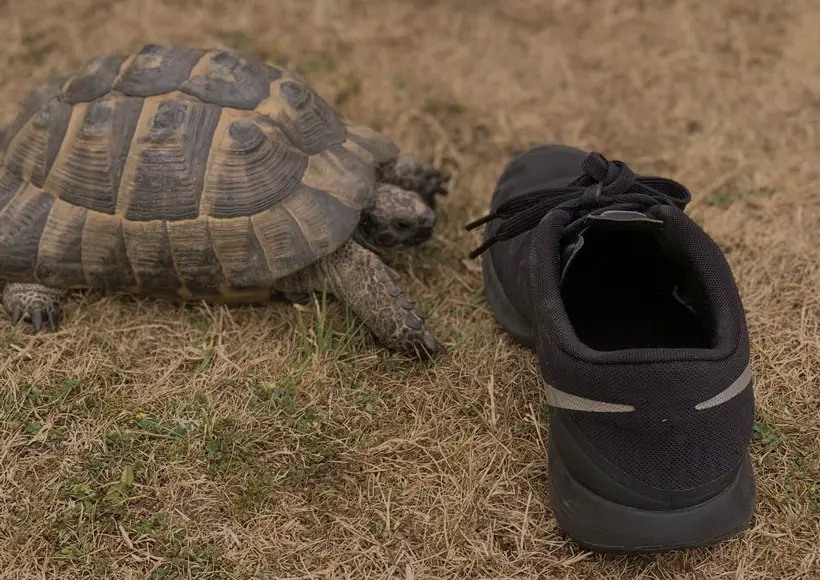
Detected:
left=549, top=438, right=757, bottom=553
left=481, top=249, right=757, bottom=553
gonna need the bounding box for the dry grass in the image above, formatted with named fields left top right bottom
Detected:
left=1, top=0, right=819, bottom=578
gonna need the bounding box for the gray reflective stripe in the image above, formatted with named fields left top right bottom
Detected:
left=695, top=364, right=753, bottom=410
left=544, top=384, right=635, bottom=413
left=544, top=362, right=753, bottom=414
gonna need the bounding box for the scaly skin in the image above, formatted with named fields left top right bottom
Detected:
left=378, top=155, right=449, bottom=209
left=358, top=183, right=437, bottom=248
left=277, top=239, right=439, bottom=359
left=2, top=282, right=67, bottom=331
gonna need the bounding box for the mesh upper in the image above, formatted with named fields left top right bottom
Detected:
left=486, top=146, right=755, bottom=492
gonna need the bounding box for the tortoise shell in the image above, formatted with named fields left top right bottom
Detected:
left=0, top=43, right=399, bottom=301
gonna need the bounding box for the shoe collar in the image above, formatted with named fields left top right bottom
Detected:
left=527, top=205, right=748, bottom=364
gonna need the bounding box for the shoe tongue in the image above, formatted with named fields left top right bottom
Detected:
left=559, top=210, right=665, bottom=284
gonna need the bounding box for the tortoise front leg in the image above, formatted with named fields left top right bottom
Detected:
left=277, top=240, right=440, bottom=359
left=378, top=155, right=450, bottom=209
left=2, top=282, right=67, bottom=331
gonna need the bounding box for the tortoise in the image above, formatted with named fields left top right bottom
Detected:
left=0, top=43, right=449, bottom=358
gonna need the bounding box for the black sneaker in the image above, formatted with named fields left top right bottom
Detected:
left=467, top=145, right=756, bottom=553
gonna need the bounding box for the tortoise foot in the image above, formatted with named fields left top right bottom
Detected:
left=379, top=155, right=450, bottom=209
left=2, top=283, right=67, bottom=332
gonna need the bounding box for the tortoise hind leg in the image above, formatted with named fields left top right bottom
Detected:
left=2, top=282, right=67, bottom=331
left=378, top=155, right=450, bottom=209
left=277, top=240, right=440, bottom=359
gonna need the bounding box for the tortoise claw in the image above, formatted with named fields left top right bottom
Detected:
left=31, top=309, right=44, bottom=332
left=8, top=305, right=62, bottom=332
left=10, top=305, right=23, bottom=326
left=48, top=309, right=60, bottom=331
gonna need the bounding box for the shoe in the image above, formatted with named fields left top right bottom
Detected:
left=467, top=145, right=756, bottom=553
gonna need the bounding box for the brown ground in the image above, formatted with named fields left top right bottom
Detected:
left=1, top=0, right=819, bottom=578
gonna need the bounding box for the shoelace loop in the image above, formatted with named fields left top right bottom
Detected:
left=465, top=152, right=691, bottom=258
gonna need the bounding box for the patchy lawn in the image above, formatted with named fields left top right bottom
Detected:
left=1, top=0, right=818, bottom=578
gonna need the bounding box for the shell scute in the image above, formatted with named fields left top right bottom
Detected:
left=2, top=98, right=73, bottom=188
left=199, top=115, right=308, bottom=219
left=34, top=199, right=88, bottom=288
left=0, top=184, right=55, bottom=280
left=42, top=94, right=144, bottom=215
left=62, top=55, right=126, bottom=104
left=119, top=93, right=222, bottom=221
left=113, top=44, right=206, bottom=97
left=179, top=49, right=277, bottom=110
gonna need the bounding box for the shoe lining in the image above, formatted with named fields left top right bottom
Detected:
left=561, top=228, right=714, bottom=351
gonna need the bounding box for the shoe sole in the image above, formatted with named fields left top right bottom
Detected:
left=481, top=249, right=757, bottom=553
left=549, top=438, right=757, bottom=553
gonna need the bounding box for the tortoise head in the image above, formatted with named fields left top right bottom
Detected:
left=358, top=185, right=436, bottom=248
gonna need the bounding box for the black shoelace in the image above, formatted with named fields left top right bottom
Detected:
left=465, top=152, right=692, bottom=258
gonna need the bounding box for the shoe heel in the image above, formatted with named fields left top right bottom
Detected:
left=548, top=439, right=756, bottom=553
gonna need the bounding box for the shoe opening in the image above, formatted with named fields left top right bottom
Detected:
left=560, top=225, right=717, bottom=351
